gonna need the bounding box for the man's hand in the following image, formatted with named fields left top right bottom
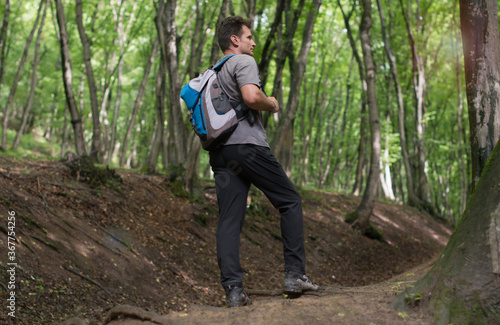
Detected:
left=267, top=97, right=279, bottom=114
left=241, top=84, right=279, bottom=113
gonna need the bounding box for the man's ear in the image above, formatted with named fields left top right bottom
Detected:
left=230, top=34, right=239, bottom=47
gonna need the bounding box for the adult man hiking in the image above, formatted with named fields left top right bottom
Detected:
left=210, top=16, right=322, bottom=308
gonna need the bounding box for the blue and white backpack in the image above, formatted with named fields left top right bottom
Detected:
left=180, top=55, right=249, bottom=151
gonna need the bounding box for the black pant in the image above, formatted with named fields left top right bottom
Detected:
left=209, top=144, right=306, bottom=287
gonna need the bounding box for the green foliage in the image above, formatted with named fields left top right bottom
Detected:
left=0, top=0, right=471, bottom=223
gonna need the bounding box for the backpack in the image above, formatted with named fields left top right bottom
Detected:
left=180, top=54, right=248, bottom=151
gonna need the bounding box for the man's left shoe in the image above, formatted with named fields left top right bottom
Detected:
left=224, top=285, right=250, bottom=307
left=283, top=270, right=322, bottom=294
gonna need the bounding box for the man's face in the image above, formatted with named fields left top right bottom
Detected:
left=235, top=25, right=256, bottom=56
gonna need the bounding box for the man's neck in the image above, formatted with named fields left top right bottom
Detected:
left=224, top=49, right=240, bottom=55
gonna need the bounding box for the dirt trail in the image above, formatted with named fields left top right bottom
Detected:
left=102, top=260, right=436, bottom=325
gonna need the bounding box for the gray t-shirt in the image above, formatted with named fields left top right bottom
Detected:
left=217, top=54, right=269, bottom=148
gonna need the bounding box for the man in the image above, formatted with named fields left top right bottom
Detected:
left=211, top=16, right=321, bottom=308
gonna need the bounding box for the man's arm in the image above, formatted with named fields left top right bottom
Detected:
left=240, top=84, right=279, bottom=113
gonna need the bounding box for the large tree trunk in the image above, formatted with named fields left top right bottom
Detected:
left=393, top=2, right=500, bottom=321
left=119, top=38, right=158, bottom=167
left=76, top=0, right=101, bottom=162
left=271, top=0, right=322, bottom=176
left=376, top=0, right=418, bottom=206
left=460, top=0, right=500, bottom=191
left=345, top=0, right=382, bottom=239
left=1, top=0, right=44, bottom=150
left=55, top=0, right=87, bottom=156
left=0, top=0, right=10, bottom=95
left=12, top=0, right=47, bottom=149
left=395, top=140, right=500, bottom=324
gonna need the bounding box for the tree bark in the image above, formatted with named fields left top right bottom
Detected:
left=0, top=0, right=10, bottom=95
left=394, top=140, right=500, bottom=323
left=12, top=0, right=47, bottom=149
left=76, top=0, right=101, bottom=162
left=460, top=0, right=500, bottom=191
left=119, top=38, right=158, bottom=167
left=346, top=0, right=382, bottom=239
left=55, top=0, right=87, bottom=156
left=1, top=0, right=44, bottom=150
left=157, top=0, right=186, bottom=166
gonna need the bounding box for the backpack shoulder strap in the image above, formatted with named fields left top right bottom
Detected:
left=213, top=54, right=236, bottom=72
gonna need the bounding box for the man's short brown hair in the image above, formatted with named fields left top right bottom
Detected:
left=217, top=16, right=253, bottom=52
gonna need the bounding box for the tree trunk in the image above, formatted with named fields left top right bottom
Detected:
left=157, top=0, right=186, bottom=166
left=48, top=90, right=58, bottom=157
left=13, top=0, right=47, bottom=149
left=346, top=0, right=382, bottom=239
left=1, top=0, right=44, bottom=150
left=338, top=0, right=368, bottom=197
left=209, top=0, right=231, bottom=66
left=271, top=0, right=322, bottom=175
left=460, top=0, right=500, bottom=191
left=145, top=59, right=166, bottom=173
left=258, top=0, right=285, bottom=85
left=119, top=38, right=158, bottom=166
left=394, top=140, right=500, bottom=324
left=76, top=0, right=101, bottom=162
left=0, top=0, right=10, bottom=95
left=376, top=0, right=418, bottom=206
left=60, top=107, right=68, bottom=158
left=399, top=0, right=429, bottom=203
left=55, top=0, right=87, bottom=156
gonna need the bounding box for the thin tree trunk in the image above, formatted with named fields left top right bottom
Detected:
left=60, top=106, right=68, bottom=158
left=55, top=0, right=87, bottom=156
left=107, top=2, right=125, bottom=165
left=119, top=38, right=158, bottom=166
left=76, top=0, right=101, bottom=161
left=346, top=0, right=382, bottom=239
left=13, top=0, right=47, bottom=149
left=271, top=0, right=322, bottom=175
left=338, top=0, right=368, bottom=196
left=400, top=0, right=428, bottom=202
left=460, top=0, right=500, bottom=190
left=48, top=90, right=58, bottom=157
left=1, top=0, right=44, bottom=150
left=157, top=0, right=186, bottom=166
left=258, top=0, right=285, bottom=85
left=209, top=0, right=231, bottom=66
left=376, top=0, right=418, bottom=206
left=0, top=0, right=10, bottom=95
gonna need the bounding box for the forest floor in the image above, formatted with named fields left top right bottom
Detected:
left=0, top=155, right=452, bottom=325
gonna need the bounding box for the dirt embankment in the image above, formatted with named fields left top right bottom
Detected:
left=0, top=156, right=452, bottom=324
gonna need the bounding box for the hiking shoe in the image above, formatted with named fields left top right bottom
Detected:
left=284, top=270, right=322, bottom=294
left=224, top=285, right=250, bottom=307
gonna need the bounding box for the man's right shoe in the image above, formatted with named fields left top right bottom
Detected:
left=224, top=285, right=250, bottom=307
left=283, top=270, right=322, bottom=294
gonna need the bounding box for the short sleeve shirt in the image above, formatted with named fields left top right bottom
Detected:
left=216, top=54, right=269, bottom=148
